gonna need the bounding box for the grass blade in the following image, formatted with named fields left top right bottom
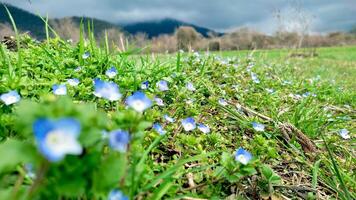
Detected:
left=321, top=134, right=352, bottom=200
left=312, top=159, right=321, bottom=189
left=142, top=151, right=217, bottom=191
left=3, top=5, right=22, bottom=75
left=149, top=179, right=174, bottom=200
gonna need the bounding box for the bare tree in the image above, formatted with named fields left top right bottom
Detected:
left=175, top=26, right=202, bottom=51
left=0, top=23, right=15, bottom=39
left=50, top=18, right=80, bottom=42
left=273, top=0, right=314, bottom=49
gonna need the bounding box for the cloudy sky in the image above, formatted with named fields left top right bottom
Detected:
left=2, top=0, right=356, bottom=33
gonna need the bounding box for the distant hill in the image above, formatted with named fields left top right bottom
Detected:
left=0, top=4, right=124, bottom=39
left=0, top=4, right=219, bottom=40
left=0, top=4, right=46, bottom=39
left=52, top=16, right=126, bottom=38
left=122, top=18, right=221, bottom=38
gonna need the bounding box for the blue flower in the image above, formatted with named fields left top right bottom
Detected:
left=252, top=122, right=265, bottom=132
left=52, top=84, right=67, bottom=95
left=109, top=130, right=130, bottom=152
left=108, top=189, right=129, bottom=200
left=24, top=163, right=36, bottom=179
left=186, top=82, right=196, bottom=91
left=154, top=97, right=164, bottom=106
left=186, top=98, right=194, bottom=105
left=234, top=147, right=252, bottom=165
left=302, top=92, right=310, bottom=97
left=82, top=52, right=90, bottom=59
left=193, top=52, right=200, bottom=57
left=251, top=72, right=260, bottom=83
left=156, top=80, right=169, bottom=91
left=282, top=80, right=292, bottom=85
left=181, top=117, right=196, bottom=131
left=338, top=129, right=350, bottom=139
left=266, top=88, right=275, bottom=94
left=218, top=98, right=228, bottom=106
left=141, top=81, right=149, bottom=90
left=126, top=91, right=152, bottom=112
left=153, top=123, right=166, bottom=135
left=106, top=66, right=118, bottom=78
left=101, top=130, right=109, bottom=139
left=0, top=90, right=21, bottom=105
left=302, top=92, right=316, bottom=98
left=289, top=93, right=302, bottom=100
left=67, top=78, right=80, bottom=87
left=164, top=114, right=175, bottom=123
left=74, top=66, right=82, bottom=72
left=93, top=78, right=122, bottom=101
left=198, top=123, right=210, bottom=134
left=33, top=118, right=82, bottom=162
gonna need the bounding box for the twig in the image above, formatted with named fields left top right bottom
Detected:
left=28, top=161, right=50, bottom=197
left=11, top=172, right=24, bottom=199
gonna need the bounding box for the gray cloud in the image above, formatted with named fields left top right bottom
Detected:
left=1, top=0, right=355, bottom=33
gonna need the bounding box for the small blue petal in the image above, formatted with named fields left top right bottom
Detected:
left=82, top=52, right=90, bottom=59
left=251, top=72, right=260, bottom=83
left=198, top=123, right=210, bottom=134
left=154, top=97, right=164, bottom=106
left=338, top=129, right=350, bottom=139
left=126, top=91, right=152, bottom=112
left=0, top=90, right=21, bottom=105
left=185, top=98, right=194, bottom=105
left=302, top=92, right=310, bottom=97
left=234, top=147, right=252, bottom=165
left=52, top=84, right=67, bottom=95
left=282, top=80, right=292, bottom=85
left=218, top=99, right=228, bottom=106
left=156, top=80, right=169, bottom=91
left=164, top=114, right=175, bottom=123
left=24, top=163, right=36, bottom=179
left=266, top=88, right=275, bottom=94
left=53, top=118, right=81, bottom=137
left=108, top=189, right=129, bottom=200
left=109, top=130, right=130, bottom=152
left=106, top=66, right=118, bottom=78
left=186, top=82, right=196, bottom=91
left=252, top=122, right=265, bottom=132
left=33, top=118, right=54, bottom=140
left=74, top=66, right=82, bottom=72
left=141, top=81, right=149, bottom=90
left=93, top=78, right=122, bottom=101
left=67, top=78, right=80, bottom=86
left=153, top=123, right=166, bottom=135
left=181, top=117, right=196, bottom=131
left=33, top=118, right=82, bottom=162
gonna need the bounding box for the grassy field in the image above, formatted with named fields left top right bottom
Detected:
left=0, top=33, right=355, bottom=199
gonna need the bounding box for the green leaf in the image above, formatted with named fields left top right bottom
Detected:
left=312, top=160, right=321, bottom=189
left=142, top=152, right=217, bottom=191
left=93, top=152, right=127, bottom=192
left=149, top=179, right=174, bottom=200
left=261, top=165, right=273, bottom=179
left=226, top=173, right=243, bottom=183
left=0, top=139, right=37, bottom=173
left=269, top=174, right=281, bottom=184
left=137, top=121, right=152, bottom=131
left=55, top=177, right=86, bottom=197
left=241, top=166, right=257, bottom=176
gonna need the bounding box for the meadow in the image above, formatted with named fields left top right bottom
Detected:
left=0, top=28, right=355, bottom=200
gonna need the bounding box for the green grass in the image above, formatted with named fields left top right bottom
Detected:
left=0, top=32, right=355, bottom=199
left=220, top=46, right=356, bottom=89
